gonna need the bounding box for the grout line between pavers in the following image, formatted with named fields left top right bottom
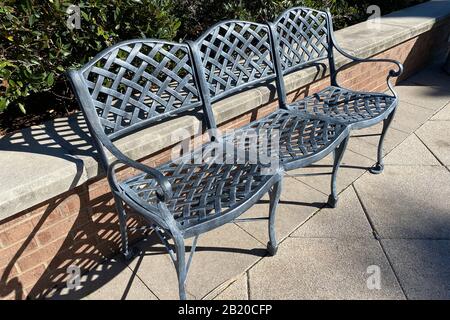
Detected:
left=286, top=196, right=339, bottom=238
left=283, top=173, right=329, bottom=196
left=352, top=184, right=409, bottom=299
left=399, top=96, right=450, bottom=112
left=124, top=256, right=162, bottom=300
left=376, top=240, right=409, bottom=300
left=411, top=98, right=450, bottom=168
left=414, top=132, right=448, bottom=168
left=201, top=255, right=264, bottom=300
left=233, top=222, right=266, bottom=247
left=352, top=184, right=379, bottom=241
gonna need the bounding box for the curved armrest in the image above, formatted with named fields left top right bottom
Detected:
left=107, top=155, right=173, bottom=203
left=335, top=44, right=404, bottom=77
left=331, top=39, right=404, bottom=97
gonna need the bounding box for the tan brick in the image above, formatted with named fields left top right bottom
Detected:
left=0, top=263, right=19, bottom=279
left=87, top=179, right=111, bottom=201
left=17, top=238, right=65, bottom=273
left=30, top=207, right=64, bottom=231
left=36, top=215, right=79, bottom=246
left=58, top=193, right=85, bottom=216
left=18, top=264, right=47, bottom=290
left=0, top=239, right=39, bottom=269
left=0, top=220, right=35, bottom=247
left=0, top=211, right=34, bottom=234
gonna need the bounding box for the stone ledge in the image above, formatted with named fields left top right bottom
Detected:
left=1, top=0, right=450, bottom=221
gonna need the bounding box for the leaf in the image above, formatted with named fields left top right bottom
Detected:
left=18, top=102, right=26, bottom=114
left=47, top=73, right=55, bottom=86
left=0, top=98, right=7, bottom=112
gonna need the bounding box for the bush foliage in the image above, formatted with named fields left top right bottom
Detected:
left=0, top=0, right=425, bottom=115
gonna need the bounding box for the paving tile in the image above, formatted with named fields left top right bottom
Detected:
left=47, top=258, right=157, bottom=300
left=394, top=85, right=450, bottom=111
left=407, top=64, right=450, bottom=89
left=235, top=177, right=326, bottom=245
left=213, top=274, right=249, bottom=300
left=390, top=101, right=435, bottom=134
left=128, top=224, right=265, bottom=300
left=291, top=186, right=373, bottom=239
left=383, top=134, right=440, bottom=166
left=431, top=102, right=450, bottom=121
left=382, top=240, right=450, bottom=300
left=348, top=123, right=409, bottom=161
left=288, top=150, right=373, bottom=196
left=415, top=120, right=450, bottom=165
left=354, top=166, right=450, bottom=239
left=248, top=238, right=404, bottom=299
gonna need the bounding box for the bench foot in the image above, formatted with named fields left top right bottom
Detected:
left=369, top=163, right=384, bottom=174
left=327, top=194, right=338, bottom=208
left=122, top=246, right=138, bottom=261
left=267, top=242, right=278, bottom=256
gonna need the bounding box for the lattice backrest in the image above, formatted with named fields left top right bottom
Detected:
left=274, top=7, right=331, bottom=74
left=77, top=40, right=203, bottom=139
left=193, top=21, right=276, bottom=102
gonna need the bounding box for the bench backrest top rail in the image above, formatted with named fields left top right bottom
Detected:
left=69, top=39, right=205, bottom=142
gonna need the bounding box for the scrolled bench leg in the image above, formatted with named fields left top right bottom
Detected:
left=267, top=179, right=282, bottom=256
left=370, top=108, right=397, bottom=175
left=329, top=135, right=350, bottom=208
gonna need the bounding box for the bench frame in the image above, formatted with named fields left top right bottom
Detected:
left=67, top=7, right=403, bottom=300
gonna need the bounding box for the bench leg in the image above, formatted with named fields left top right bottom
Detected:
left=370, top=108, right=397, bottom=174
left=267, top=179, right=282, bottom=256
left=113, top=194, right=133, bottom=260
left=328, top=135, right=350, bottom=208
left=174, top=234, right=187, bottom=300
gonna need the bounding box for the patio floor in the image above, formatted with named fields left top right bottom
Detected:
left=50, top=62, right=450, bottom=300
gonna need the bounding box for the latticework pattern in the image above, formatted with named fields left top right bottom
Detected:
left=120, top=142, right=272, bottom=230
left=275, top=8, right=330, bottom=72
left=82, top=41, right=202, bottom=137
left=196, top=21, right=275, bottom=101
left=292, top=86, right=396, bottom=123
left=228, top=109, right=347, bottom=165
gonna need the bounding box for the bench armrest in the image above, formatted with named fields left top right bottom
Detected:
left=107, top=152, right=173, bottom=203
left=331, top=40, right=404, bottom=97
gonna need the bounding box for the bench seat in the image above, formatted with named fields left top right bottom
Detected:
left=227, top=109, right=349, bottom=170
left=289, top=86, right=397, bottom=128
left=119, top=141, right=276, bottom=238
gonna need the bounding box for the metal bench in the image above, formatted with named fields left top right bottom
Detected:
left=66, top=7, right=402, bottom=300
left=270, top=7, right=403, bottom=174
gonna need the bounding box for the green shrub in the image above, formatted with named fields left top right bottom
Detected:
left=0, top=0, right=426, bottom=115
left=0, top=0, right=180, bottom=113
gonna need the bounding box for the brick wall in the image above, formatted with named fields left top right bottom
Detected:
left=0, top=25, right=447, bottom=300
